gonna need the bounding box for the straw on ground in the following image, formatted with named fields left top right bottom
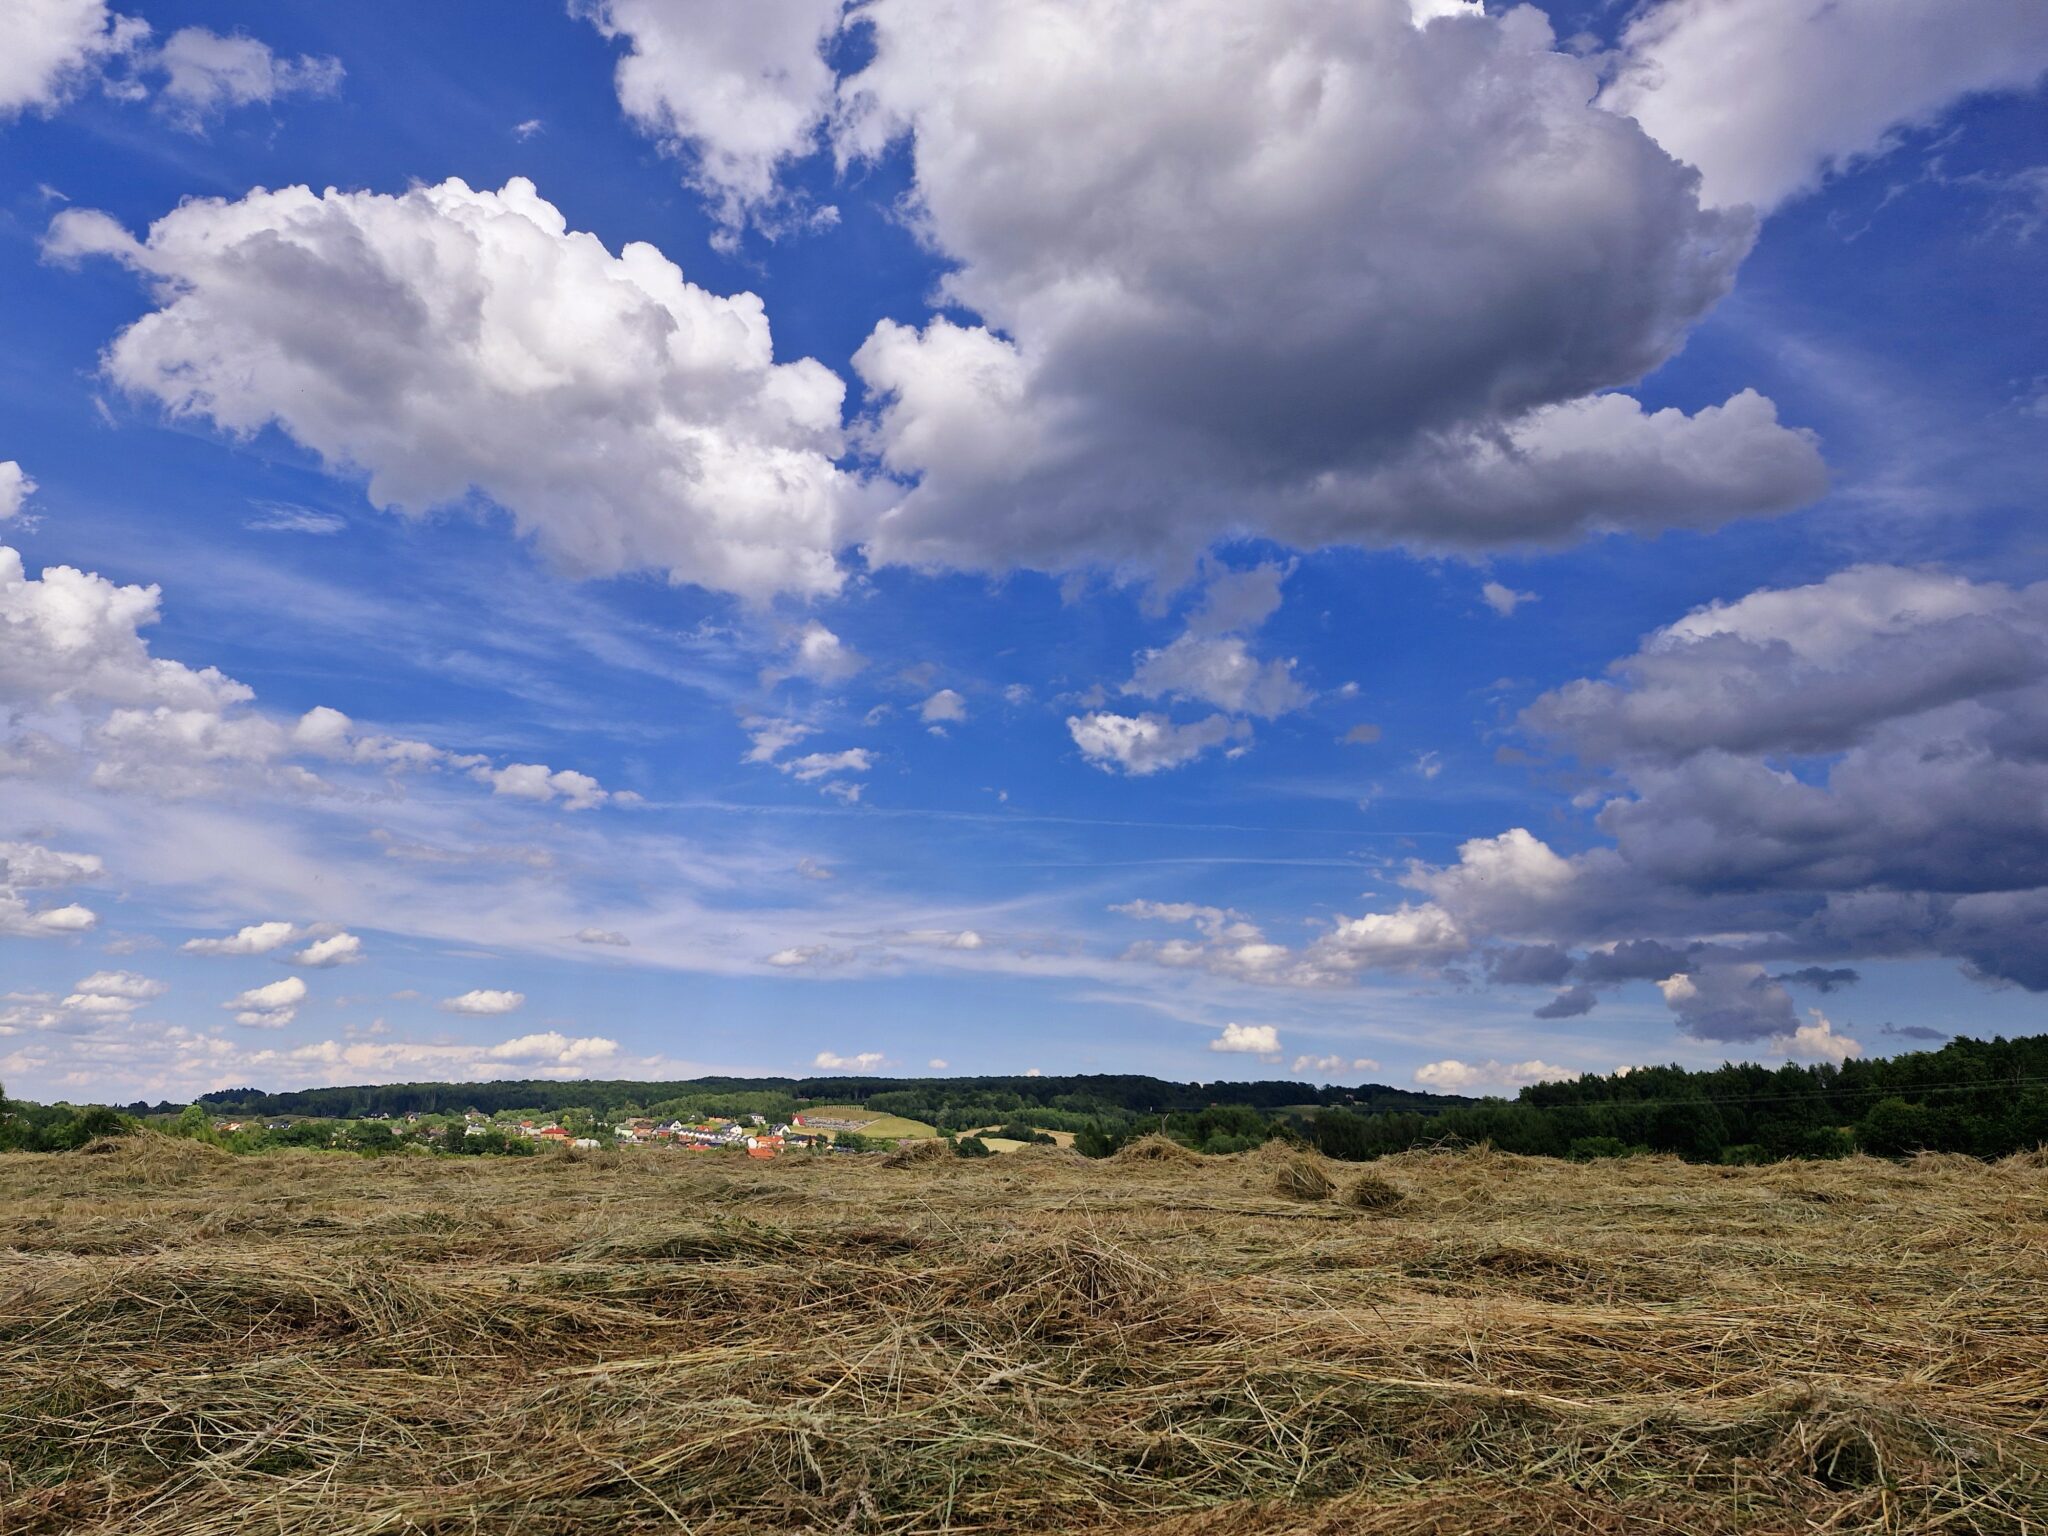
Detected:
left=2, top=1135, right=2044, bottom=1534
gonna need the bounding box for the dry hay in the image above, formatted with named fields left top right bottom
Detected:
left=1271, top=1153, right=1337, bottom=1201
left=1112, top=1132, right=1203, bottom=1166
left=3, top=1143, right=2046, bottom=1536
left=1341, top=1171, right=1407, bottom=1210
left=879, top=1136, right=951, bottom=1167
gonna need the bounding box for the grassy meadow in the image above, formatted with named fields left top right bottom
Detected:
left=3, top=1135, right=2045, bottom=1534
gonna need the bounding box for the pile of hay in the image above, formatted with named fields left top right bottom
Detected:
left=1342, top=1171, right=1406, bottom=1210
left=1271, top=1154, right=1336, bottom=1201
left=3, top=1138, right=2044, bottom=1535
left=1111, top=1133, right=1203, bottom=1166
left=879, top=1136, right=950, bottom=1167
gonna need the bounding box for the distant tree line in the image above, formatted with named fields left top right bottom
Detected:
left=1294, top=1034, right=2048, bottom=1164
left=0, top=1079, right=133, bottom=1151
left=193, top=1073, right=1463, bottom=1125
left=14, top=1035, right=2048, bottom=1165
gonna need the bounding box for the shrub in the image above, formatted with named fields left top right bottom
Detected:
left=1569, top=1136, right=1631, bottom=1161
left=1075, top=1123, right=1122, bottom=1159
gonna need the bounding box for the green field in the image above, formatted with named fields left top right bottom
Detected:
left=798, top=1105, right=940, bottom=1140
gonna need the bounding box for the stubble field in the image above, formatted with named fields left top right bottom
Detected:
left=3, top=1135, right=2045, bottom=1534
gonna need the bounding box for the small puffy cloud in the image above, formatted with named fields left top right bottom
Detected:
left=920, top=688, right=967, bottom=724
left=0, top=838, right=103, bottom=938
left=1185, top=562, right=1292, bottom=639
left=1208, top=1022, right=1281, bottom=1057
left=514, top=117, right=543, bottom=139
left=795, top=857, right=834, bottom=881
left=184, top=920, right=297, bottom=956
left=484, top=1031, right=618, bottom=1065
left=1773, top=1009, right=1864, bottom=1064
left=927, top=1057, right=950, bottom=1070
left=766, top=620, right=866, bottom=686
left=472, top=762, right=611, bottom=810
left=1068, top=711, right=1249, bottom=776
left=574, top=928, right=631, bottom=947
left=1533, top=984, right=1597, bottom=1020
left=63, top=969, right=166, bottom=1016
left=1118, top=900, right=1360, bottom=989
left=1342, top=723, right=1383, bottom=746
left=153, top=26, right=342, bottom=130
left=1113, top=900, right=1260, bottom=943
left=1308, top=902, right=1465, bottom=975
left=0, top=462, right=35, bottom=521
left=440, top=988, right=525, bottom=1016
left=1292, top=1054, right=1381, bottom=1078
left=1414, top=1057, right=1573, bottom=1093
left=226, top=974, right=307, bottom=1028
left=289, top=932, right=362, bottom=968
left=782, top=748, right=873, bottom=782
left=1481, top=581, right=1537, bottom=617
left=1655, top=965, right=1797, bottom=1043
left=742, top=716, right=813, bottom=764
left=1126, top=636, right=1310, bottom=720
left=813, top=1049, right=884, bottom=1071
left=71, top=968, right=166, bottom=1001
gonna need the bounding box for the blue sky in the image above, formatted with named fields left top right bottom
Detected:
left=3, top=0, right=2046, bottom=1103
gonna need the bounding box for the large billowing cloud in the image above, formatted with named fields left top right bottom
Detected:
left=838, top=0, right=1822, bottom=578
left=1604, top=0, right=2048, bottom=211
left=1112, top=565, right=2048, bottom=1041
left=566, top=0, right=1823, bottom=585
left=47, top=177, right=861, bottom=601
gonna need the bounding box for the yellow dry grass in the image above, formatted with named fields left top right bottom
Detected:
left=2, top=1136, right=2045, bottom=1534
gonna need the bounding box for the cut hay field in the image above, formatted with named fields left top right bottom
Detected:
left=3, top=1138, right=2045, bottom=1535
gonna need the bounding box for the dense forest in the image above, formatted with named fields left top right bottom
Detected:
left=7, top=1033, right=2048, bottom=1163
left=185, top=1072, right=1465, bottom=1127
left=1301, top=1033, right=2048, bottom=1163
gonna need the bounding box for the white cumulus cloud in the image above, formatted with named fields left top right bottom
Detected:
left=1604, top=0, right=2048, bottom=211
left=1208, top=1022, right=1282, bottom=1057
left=1068, top=711, right=1249, bottom=776
left=812, top=1049, right=884, bottom=1070
left=1414, top=1058, right=1573, bottom=1093
left=225, top=974, right=307, bottom=1028
left=48, top=177, right=861, bottom=601
left=184, top=920, right=298, bottom=957
left=289, top=932, right=362, bottom=968
left=440, top=988, right=525, bottom=1016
